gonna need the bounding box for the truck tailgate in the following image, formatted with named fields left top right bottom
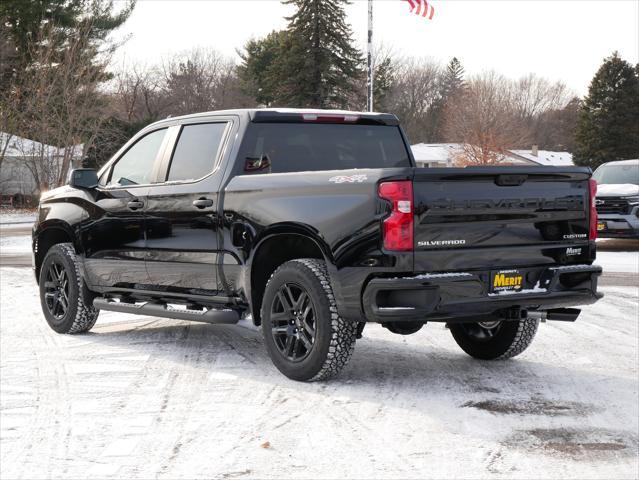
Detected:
left=412, top=167, right=594, bottom=272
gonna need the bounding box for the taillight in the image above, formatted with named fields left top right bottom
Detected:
left=378, top=180, right=413, bottom=251
left=589, top=178, right=598, bottom=240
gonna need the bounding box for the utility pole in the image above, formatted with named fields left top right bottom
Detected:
left=367, top=0, right=374, bottom=112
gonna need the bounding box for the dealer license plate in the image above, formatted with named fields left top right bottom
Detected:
left=597, top=221, right=607, bottom=231
left=490, top=269, right=524, bottom=293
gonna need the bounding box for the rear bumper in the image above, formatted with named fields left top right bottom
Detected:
left=362, top=264, right=603, bottom=323
left=597, top=213, right=639, bottom=238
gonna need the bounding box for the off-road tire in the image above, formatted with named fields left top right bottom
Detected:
left=39, top=243, right=99, bottom=334
left=449, top=317, right=539, bottom=360
left=261, top=259, right=358, bottom=381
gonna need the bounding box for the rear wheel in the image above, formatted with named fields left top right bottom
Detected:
left=449, top=318, right=539, bottom=360
left=261, top=259, right=357, bottom=381
left=39, top=243, right=99, bottom=334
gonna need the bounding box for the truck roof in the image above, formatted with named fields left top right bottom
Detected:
left=150, top=108, right=400, bottom=127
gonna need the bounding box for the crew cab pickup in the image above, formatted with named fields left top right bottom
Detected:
left=33, top=109, right=603, bottom=381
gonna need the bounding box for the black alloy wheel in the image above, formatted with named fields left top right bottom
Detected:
left=39, top=243, right=99, bottom=334
left=270, top=282, right=316, bottom=362
left=260, top=259, right=358, bottom=381
left=43, top=261, right=70, bottom=321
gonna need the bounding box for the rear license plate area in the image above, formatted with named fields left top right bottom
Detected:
left=597, top=221, right=607, bottom=231
left=490, top=269, right=525, bottom=294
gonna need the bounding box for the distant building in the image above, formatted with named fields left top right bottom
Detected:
left=0, top=132, right=82, bottom=206
left=508, top=146, right=574, bottom=166
left=411, top=143, right=573, bottom=168
left=410, top=143, right=459, bottom=168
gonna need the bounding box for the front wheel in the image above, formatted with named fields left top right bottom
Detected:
left=449, top=318, right=539, bottom=360
left=261, top=259, right=358, bottom=381
left=39, top=243, right=99, bottom=334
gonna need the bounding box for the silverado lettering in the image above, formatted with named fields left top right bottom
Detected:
left=32, top=108, right=602, bottom=382
left=428, top=196, right=584, bottom=211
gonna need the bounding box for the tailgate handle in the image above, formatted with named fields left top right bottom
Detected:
left=496, top=174, right=528, bottom=186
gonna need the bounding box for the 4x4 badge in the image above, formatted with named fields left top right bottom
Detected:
left=329, top=174, right=367, bottom=184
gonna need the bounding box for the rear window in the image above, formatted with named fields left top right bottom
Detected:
left=167, top=123, right=228, bottom=182
left=238, top=123, right=411, bottom=174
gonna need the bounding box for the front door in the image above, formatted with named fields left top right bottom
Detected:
left=143, top=120, right=232, bottom=295
left=82, top=127, right=169, bottom=288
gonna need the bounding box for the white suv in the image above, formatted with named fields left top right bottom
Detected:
left=592, top=159, right=639, bottom=239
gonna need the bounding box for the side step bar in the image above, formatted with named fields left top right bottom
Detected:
left=93, top=298, right=240, bottom=324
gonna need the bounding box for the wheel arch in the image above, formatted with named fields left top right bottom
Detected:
left=248, top=225, right=333, bottom=326
left=34, top=221, right=78, bottom=280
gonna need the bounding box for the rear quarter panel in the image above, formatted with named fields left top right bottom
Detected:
left=221, top=168, right=413, bottom=318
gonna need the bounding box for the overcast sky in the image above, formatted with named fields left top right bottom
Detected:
left=111, top=0, right=639, bottom=96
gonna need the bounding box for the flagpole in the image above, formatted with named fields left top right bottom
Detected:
left=367, top=0, right=374, bottom=112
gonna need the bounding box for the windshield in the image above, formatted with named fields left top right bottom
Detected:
left=238, top=123, right=411, bottom=173
left=592, top=163, right=639, bottom=185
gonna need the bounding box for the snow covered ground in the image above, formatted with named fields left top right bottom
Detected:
left=1, top=266, right=637, bottom=479
left=0, top=209, right=37, bottom=225
left=0, top=235, right=31, bottom=254
left=597, top=239, right=639, bottom=274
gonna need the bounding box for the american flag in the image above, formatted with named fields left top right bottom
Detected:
left=404, top=0, right=435, bottom=20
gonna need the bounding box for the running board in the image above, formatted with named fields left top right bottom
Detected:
left=93, top=298, right=240, bottom=324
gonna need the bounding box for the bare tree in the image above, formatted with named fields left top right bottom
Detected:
left=385, top=57, right=443, bottom=143
left=512, top=74, right=571, bottom=121
left=11, top=21, right=113, bottom=189
left=161, top=48, right=244, bottom=116
left=444, top=71, right=530, bottom=165
left=112, top=64, right=168, bottom=123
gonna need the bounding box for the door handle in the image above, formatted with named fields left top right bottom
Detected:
left=127, top=200, right=144, bottom=210
left=192, top=198, right=214, bottom=209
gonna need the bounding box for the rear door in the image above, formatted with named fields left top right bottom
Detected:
left=143, top=118, right=235, bottom=294
left=412, top=167, right=593, bottom=272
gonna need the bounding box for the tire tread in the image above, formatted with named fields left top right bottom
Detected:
left=263, top=258, right=357, bottom=381
left=42, top=243, right=98, bottom=334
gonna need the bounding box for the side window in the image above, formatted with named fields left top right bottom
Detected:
left=108, top=128, right=167, bottom=186
left=167, top=123, right=228, bottom=182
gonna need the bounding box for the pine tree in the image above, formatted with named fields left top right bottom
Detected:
left=0, top=0, right=134, bottom=81
left=574, top=52, right=639, bottom=168
left=278, top=0, right=363, bottom=108
left=431, top=57, right=465, bottom=141
left=238, top=30, right=289, bottom=107
left=441, top=57, right=466, bottom=99
left=373, top=56, right=395, bottom=111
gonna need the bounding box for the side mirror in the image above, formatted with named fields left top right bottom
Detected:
left=244, top=155, right=271, bottom=173
left=69, top=168, right=98, bottom=189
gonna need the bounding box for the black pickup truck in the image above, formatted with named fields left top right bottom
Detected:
left=33, top=109, right=603, bottom=381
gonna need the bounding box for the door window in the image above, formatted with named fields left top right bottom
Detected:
left=108, top=128, right=167, bottom=186
left=166, top=123, right=228, bottom=182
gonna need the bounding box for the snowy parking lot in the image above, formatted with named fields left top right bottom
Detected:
left=1, top=277, right=638, bottom=479
left=1, top=217, right=638, bottom=479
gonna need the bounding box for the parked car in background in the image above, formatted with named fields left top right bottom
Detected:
left=592, top=159, right=639, bottom=239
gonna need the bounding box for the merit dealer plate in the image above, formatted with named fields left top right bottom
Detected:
left=490, top=269, right=524, bottom=293
left=597, top=221, right=607, bottom=232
